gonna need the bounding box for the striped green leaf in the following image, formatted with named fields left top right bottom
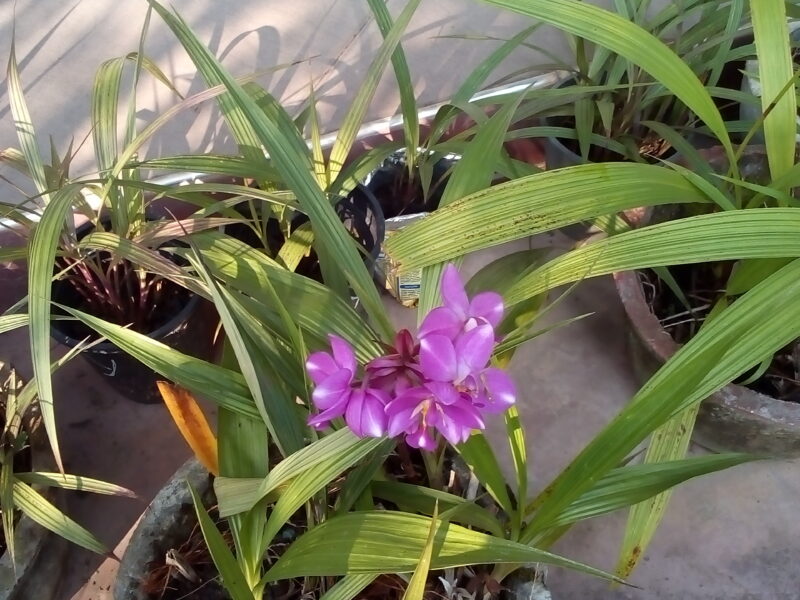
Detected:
left=262, top=512, right=624, bottom=584
left=319, top=575, right=377, bottom=600
left=14, top=481, right=106, bottom=554
left=62, top=306, right=259, bottom=419
left=750, top=0, right=796, bottom=181
left=16, top=472, right=136, bottom=497
left=328, top=0, right=421, bottom=181
left=149, top=0, right=392, bottom=338
left=28, top=185, right=83, bottom=470
left=187, top=483, right=254, bottom=600
left=504, top=209, right=800, bottom=305
left=385, top=163, right=712, bottom=270
left=522, top=258, right=800, bottom=544
left=7, top=39, right=48, bottom=199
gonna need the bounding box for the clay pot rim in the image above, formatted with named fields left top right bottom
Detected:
left=613, top=267, right=800, bottom=428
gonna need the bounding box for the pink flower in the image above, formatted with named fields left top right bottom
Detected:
left=386, top=382, right=485, bottom=450
left=418, top=263, right=504, bottom=341
left=304, top=264, right=516, bottom=449
left=418, top=324, right=516, bottom=416
left=306, top=335, right=389, bottom=437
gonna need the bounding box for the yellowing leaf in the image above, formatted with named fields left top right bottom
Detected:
left=157, top=381, right=219, bottom=475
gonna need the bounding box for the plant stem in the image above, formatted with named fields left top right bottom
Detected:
left=421, top=438, right=444, bottom=490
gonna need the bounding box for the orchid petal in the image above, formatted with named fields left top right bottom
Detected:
left=455, top=324, right=495, bottom=376
left=441, top=263, right=469, bottom=319
left=329, top=334, right=357, bottom=373
left=311, top=369, right=352, bottom=410
left=480, top=368, right=517, bottom=413
left=358, top=389, right=390, bottom=438
left=306, top=351, right=338, bottom=385
left=420, top=334, right=458, bottom=382
left=307, top=399, right=348, bottom=430
left=425, top=381, right=460, bottom=406
left=438, top=399, right=482, bottom=445
left=469, top=291, right=504, bottom=328
left=395, top=329, right=416, bottom=357
left=418, top=306, right=463, bottom=340
left=386, top=393, right=423, bottom=437
left=406, top=426, right=437, bottom=451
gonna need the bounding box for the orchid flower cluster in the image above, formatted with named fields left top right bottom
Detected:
left=305, top=264, right=516, bottom=450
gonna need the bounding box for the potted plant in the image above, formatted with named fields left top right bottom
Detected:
left=382, top=0, right=800, bottom=581
left=20, top=2, right=756, bottom=595
left=0, top=361, right=134, bottom=600
left=529, top=0, right=750, bottom=168
left=2, top=30, right=231, bottom=414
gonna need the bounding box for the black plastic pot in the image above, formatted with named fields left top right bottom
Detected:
left=50, top=222, right=215, bottom=404
left=229, top=184, right=385, bottom=284
left=364, top=149, right=459, bottom=218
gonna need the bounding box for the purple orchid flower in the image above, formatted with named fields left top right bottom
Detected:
left=306, top=335, right=389, bottom=437
left=386, top=381, right=485, bottom=450
left=419, top=323, right=516, bottom=414
left=305, top=264, right=516, bottom=448
left=418, top=263, right=504, bottom=341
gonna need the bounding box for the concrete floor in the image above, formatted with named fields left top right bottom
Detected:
left=1, top=233, right=798, bottom=599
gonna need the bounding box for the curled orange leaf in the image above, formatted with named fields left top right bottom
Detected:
left=157, top=381, right=219, bottom=476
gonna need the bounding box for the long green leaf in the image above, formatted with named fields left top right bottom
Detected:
left=28, top=185, right=82, bottom=470
left=402, top=502, right=439, bottom=600
left=535, top=453, right=758, bottom=530
left=455, top=433, right=514, bottom=517
left=522, top=258, right=800, bottom=544
left=7, top=38, right=48, bottom=199
left=257, top=437, right=389, bottom=557
left=0, top=314, right=29, bottom=334
left=262, top=511, right=623, bottom=584
left=1, top=460, right=15, bottom=564
left=319, top=575, right=377, bottom=600
left=14, top=481, right=106, bottom=554
left=615, top=404, right=700, bottom=578
left=92, top=57, right=125, bottom=175
left=188, top=253, right=304, bottom=456
left=150, top=0, right=392, bottom=337
left=215, top=430, right=386, bottom=517
left=188, top=232, right=382, bottom=361
left=750, top=0, right=796, bottom=181
left=385, top=163, right=711, bottom=270
left=367, top=0, right=419, bottom=163
left=187, top=483, right=254, bottom=600
left=62, top=306, right=260, bottom=419
left=505, top=406, right=527, bottom=537
left=16, top=472, right=136, bottom=497
left=504, top=209, right=800, bottom=304
left=370, top=481, right=504, bottom=538
left=480, top=0, right=732, bottom=157
left=418, top=93, right=526, bottom=317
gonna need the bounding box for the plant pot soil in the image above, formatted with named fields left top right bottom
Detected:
left=0, top=391, right=67, bottom=600
left=49, top=222, right=216, bottom=404
left=364, top=150, right=458, bottom=219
